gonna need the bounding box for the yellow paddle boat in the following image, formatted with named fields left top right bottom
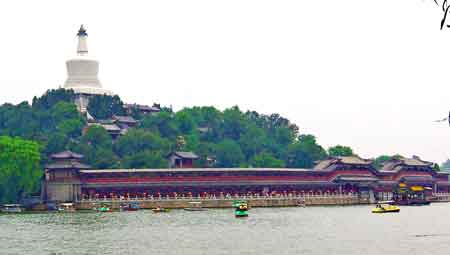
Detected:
left=152, top=207, right=170, bottom=213
left=372, top=201, right=400, bottom=213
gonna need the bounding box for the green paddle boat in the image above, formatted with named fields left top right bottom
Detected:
left=233, top=200, right=249, bottom=217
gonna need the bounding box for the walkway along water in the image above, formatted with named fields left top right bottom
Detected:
left=72, top=194, right=384, bottom=210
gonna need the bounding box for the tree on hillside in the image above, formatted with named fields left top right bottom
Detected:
left=92, top=148, right=119, bottom=169
left=50, top=102, right=80, bottom=122
left=0, top=102, right=38, bottom=139
left=140, top=112, right=179, bottom=138
left=81, top=125, right=112, bottom=149
left=174, top=111, right=196, bottom=134
left=250, top=152, right=285, bottom=168
left=0, top=136, right=42, bottom=203
left=74, top=125, right=114, bottom=167
left=87, top=95, right=125, bottom=119
left=32, top=89, right=75, bottom=110
left=121, top=150, right=167, bottom=169
left=239, top=124, right=265, bottom=160
left=114, top=129, right=170, bottom=157
left=286, top=135, right=327, bottom=168
left=44, top=132, right=69, bottom=156
left=328, top=145, right=354, bottom=157
left=215, top=139, right=245, bottom=167
left=193, top=142, right=216, bottom=167
left=50, top=102, right=85, bottom=138
left=223, top=106, right=247, bottom=140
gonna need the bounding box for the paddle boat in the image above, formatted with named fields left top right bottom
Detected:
left=120, top=202, right=140, bottom=212
left=184, top=201, right=207, bottom=211
left=234, top=202, right=249, bottom=218
left=93, top=203, right=112, bottom=212
left=57, top=203, right=76, bottom=212
left=152, top=207, right=171, bottom=213
left=1, top=204, right=24, bottom=213
left=372, top=201, right=400, bottom=213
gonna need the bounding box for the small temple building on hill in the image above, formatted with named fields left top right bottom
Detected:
left=167, top=151, right=199, bottom=168
left=42, top=151, right=450, bottom=203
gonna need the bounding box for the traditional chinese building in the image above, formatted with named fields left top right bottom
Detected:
left=167, top=151, right=199, bottom=168
left=112, top=115, right=138, bottom=129
left=124, top=103, right=161, bottom=116
left=42, top=152, right=450, bottom=202
left=42, top=151, right=91, bottom=202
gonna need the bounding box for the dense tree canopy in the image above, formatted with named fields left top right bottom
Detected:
left=286, top=135, right=327, bottom=168
left=0, top=89, right=334, bottom=170
left=250, top=152, right=285, bottom=168
left=0, top=136, right=41, bottom=203
left=87, top=95, right=125, bottom=119
left=328, top=145, right=354, bottom=157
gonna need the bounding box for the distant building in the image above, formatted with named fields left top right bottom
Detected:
left=124, top=103, right=161, bottom=116
left=85, top=122, right=122, bottom=139
left=167, top=151, right=199, bottom=168
left=380, top=156, right=434, bottom=172
left=314, top=156, right=374, bottom=171
left=112, top=115, right=138, bottom=129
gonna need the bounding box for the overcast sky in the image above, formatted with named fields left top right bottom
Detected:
left=1, top=0, right=450, bottom=163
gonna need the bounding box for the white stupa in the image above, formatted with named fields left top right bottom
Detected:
left=64, top=25, right=113, bottom=111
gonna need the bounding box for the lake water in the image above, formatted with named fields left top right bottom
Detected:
left=2, top=203, right=450, bottom=255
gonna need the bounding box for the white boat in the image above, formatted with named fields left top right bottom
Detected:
left=184, top=201, right=207, bottom=211
left=58, top=203, right=76, bottom=212
left=1, top=204, right=24, bottom=213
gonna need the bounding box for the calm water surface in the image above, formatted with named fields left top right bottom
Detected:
left=2, top=203, right=450, bottom=255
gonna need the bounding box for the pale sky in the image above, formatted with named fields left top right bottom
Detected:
left=1, top=0, right=450, bottom=163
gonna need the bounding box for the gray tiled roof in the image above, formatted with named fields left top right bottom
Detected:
left=113, top=115, right=137, bottom=124
left=89, top=123, right=121, bottom=132
left=381, top=157, right=433, bottom=171
left=124, top=104, right=161, bottom=112
left=314, top=156, right=373, bottom=170
left=80, top=168, right=313, bottom=174
left=170, top=151, right=199, bottom=159
left=46, top=162, right=91, bottom=170
left=50, top=151, right=83, bottom=159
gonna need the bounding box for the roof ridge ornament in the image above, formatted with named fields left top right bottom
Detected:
left=77, top=24, right=88, bottom=37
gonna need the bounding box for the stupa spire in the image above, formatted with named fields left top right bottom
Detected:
left=77, top=25, right=88, bottom=56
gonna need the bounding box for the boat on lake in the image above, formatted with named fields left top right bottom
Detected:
left=120, top=202, right=140, bottom=211
left=58, top=203, right=76, bottom=212
left=372, top=201, right=400, bottom=213
left=93, top=203, right=112, bottom=212
left=152, top=207, right=170, bottom=213
left=1, top=204, right=24, bottom=213
left=184, top=201, right=206, bottom=211
left=233, top=201, right=249, bottom=217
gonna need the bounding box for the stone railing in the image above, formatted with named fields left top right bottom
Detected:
left=79, top=193, right=359, bottom=202
left=432, top=193, right=450, bottom=202
left=77, top=193, right=362, bottom=209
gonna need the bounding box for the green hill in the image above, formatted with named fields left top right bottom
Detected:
left=0, top=89, right=330, bottom=170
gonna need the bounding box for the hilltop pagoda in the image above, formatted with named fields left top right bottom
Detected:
left=63, top=25, right=113, bottom=112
